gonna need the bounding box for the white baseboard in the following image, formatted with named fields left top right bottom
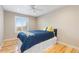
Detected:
left=58, top=41, right=79, bottom=50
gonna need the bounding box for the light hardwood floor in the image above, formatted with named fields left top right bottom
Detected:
left=45, top=43, right=79, bottom=53
left=0, top=38, right=79, bottom=53
left=0, top=39, right=18, bottom=53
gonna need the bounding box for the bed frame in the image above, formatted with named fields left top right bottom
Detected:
left=54, top=29, right=57, bottom=37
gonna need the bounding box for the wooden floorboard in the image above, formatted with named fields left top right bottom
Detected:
left=45, top=43, right=79, bottom=53
left=0, top=39, right=18, bottom=53
left=0, top=39, right=79, bottom=53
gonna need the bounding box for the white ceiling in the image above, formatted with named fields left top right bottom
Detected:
left=2, top=5, right=64, bottom=17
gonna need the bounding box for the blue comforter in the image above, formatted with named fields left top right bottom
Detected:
left=17, top=30, right=54, bottom=52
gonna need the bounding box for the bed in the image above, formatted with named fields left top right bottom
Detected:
left=17, top=29, right=57, bottom=53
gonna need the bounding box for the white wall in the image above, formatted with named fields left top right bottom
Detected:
left=37, top=6, right=79, bottom=47
left=4, top=11, right=37, bottom=39
left=0, top=6, right=4, bottom=45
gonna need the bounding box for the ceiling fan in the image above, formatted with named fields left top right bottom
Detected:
left=29, top=5, right=42, bottom=14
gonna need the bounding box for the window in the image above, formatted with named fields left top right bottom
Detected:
left=15, top=16, right=29, bottom=33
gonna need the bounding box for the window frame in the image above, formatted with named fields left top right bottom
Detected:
left=15, top=16, right=29, bottom=33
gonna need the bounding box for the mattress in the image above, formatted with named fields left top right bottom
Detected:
left=24, top=37, right=57, bottom=53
